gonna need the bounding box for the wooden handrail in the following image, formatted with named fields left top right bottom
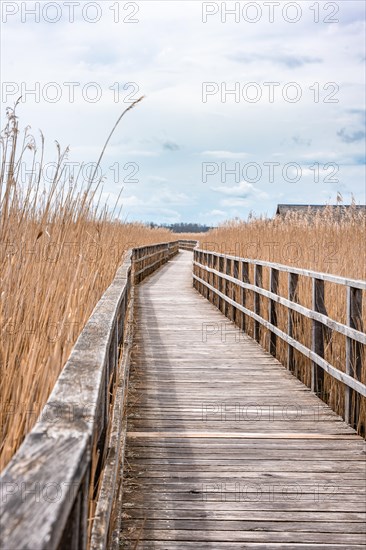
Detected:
left=193, top=249, right=366, bottom=431
left=178, top=239, right=199, bottom=250
left=193, top=261, right=366, bottom=345
left=0, top=240, right=195, bottom=550
left=132, top=241, right=178, bottom=283
left=195, top=248, right=366, bottom=290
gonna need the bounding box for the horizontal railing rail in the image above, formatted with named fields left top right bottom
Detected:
left=195, top=250, right=366, bottom=289
left=193, top=248, right=366, bottom=432
left=0, top=240, right=194, bottom=550
left=178, top=239, right=199, bottom=251
left=133, top=241, right=179, bottom=283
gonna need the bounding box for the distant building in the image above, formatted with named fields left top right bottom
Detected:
left=275, top=204, right=366, bottom=217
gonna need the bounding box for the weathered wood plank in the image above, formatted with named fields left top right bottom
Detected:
left=121, top=528, right=366, bottom=543
left=122, top=542, right=366, bottom=550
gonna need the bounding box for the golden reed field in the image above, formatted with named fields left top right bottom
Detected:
left=201, top=212, right=366, bottom=279
left=0, top=109, right=196, bottom=469
left=198, top=213, right=366, bottom=435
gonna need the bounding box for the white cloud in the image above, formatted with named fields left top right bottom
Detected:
left=214, top=181, right=269, bottom=201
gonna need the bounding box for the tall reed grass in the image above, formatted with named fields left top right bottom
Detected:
left=203, top=209, right=366, bottom=278
left=0, top=107, right=175, bottom=469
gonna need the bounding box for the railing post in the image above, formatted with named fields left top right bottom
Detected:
left=210, top=253, right=215, bottom=303
left=197, top=250, right=201, bottom=292
left=233, top=260, right=240, bottom=325
left=345, top=286, right=363, bottom=427
left=198, top=251, right=202, bottom=294
left=241, top=261, right=249, bottom=332
left=269, top=267, right=279, bottom=356
left=204, top=253, right=209, bottom=299
left=218, top=256, right=225, bottom=314
left=192, top=250, right=197, bottom=288
left=193, top=249, right=197, bottom=289
left=287, top=272, right=298, bottom=372
left=215, top=255, right=220, bottom=309
left=254, top=264, right=262, bottom=342
left=207, top=253, right=212, bottom=302
left=225, top=258, right=232, bottom=318
left=311, top=278, right=325, bottom=396
left=210, top=255, right=215, bottom=306
left=198, top=250, right=202, bottom=292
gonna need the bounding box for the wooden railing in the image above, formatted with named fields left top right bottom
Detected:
left=178, top=239, right=198, bottom=251
left=193, top=249, right=366, bottom=433
left=133, top=241, right=179, bottom=284
left=0, top=240, right=192, bottom=550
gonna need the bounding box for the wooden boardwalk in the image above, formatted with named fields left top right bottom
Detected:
left=121, top=251, right=366, bottom=549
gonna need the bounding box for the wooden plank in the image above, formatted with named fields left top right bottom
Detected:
left=122, top=544, right=366, bottom=550
left=127, top=432, right=358, bottom=439
left=122, top=498, right=366, bottom=511
left=120, top=528, right=366, bottom=543
left=122, top=542, right=366, bottom=550
left=124, top=509, right=366, bottom=521
left=122, top=519, right=366, bottom=533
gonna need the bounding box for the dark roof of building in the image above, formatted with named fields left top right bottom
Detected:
left=276, top=204, right=366, bottom=216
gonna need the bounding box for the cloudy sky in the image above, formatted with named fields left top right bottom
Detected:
left=1, top=1, right=365, bottom=223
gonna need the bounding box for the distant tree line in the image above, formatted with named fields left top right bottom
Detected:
left=147, top=222, right=213, bottom=233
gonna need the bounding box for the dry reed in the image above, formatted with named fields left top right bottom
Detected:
left=0, top=107, right=176, bottom=469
